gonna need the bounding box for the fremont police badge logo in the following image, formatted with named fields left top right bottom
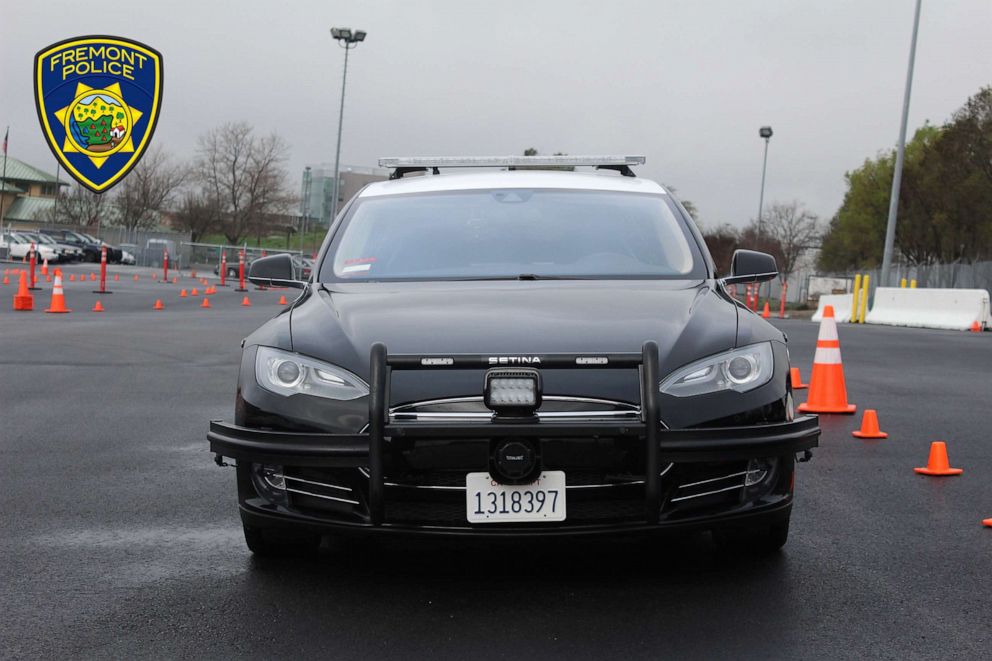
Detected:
left=34, top=36, right=163, bottom=193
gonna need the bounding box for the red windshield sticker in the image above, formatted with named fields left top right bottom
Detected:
left=344, top=257, right=376, bottom=265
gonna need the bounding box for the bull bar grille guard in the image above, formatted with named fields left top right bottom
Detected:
left=209, top=341, right=820, bottom=526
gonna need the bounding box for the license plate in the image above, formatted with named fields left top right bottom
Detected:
left=466, top=471, right=566, bottom=523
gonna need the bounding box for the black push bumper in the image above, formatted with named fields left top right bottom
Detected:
left=210, top=342, right=819, bottom=531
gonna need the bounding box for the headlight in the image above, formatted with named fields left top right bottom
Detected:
left=659, top=342, right=774, bottom=397
left=255, top=346, right=369, bottom=400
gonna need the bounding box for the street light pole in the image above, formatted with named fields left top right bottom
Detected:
left=880, top=0, right=923, bottom=287
left=757, top=126, right=773, bottom=242
left=301, top=166, right=311, bottom=254
left=329, top=28, right=367, bottom=223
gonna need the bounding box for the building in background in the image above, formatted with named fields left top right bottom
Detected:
left=300, top=164, right=388, bottom=227
left=0, top=156, right=68, bottom=226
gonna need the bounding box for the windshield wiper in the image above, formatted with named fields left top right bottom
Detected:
left=515, top=273, right=576, bottom=280
left=449, top=274, right=588, bottom=281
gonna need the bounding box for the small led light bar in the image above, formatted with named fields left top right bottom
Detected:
left=484, top=368, right=542, bottom=417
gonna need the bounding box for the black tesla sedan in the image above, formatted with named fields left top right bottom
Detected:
left=209, top=156, right=818, bottom=556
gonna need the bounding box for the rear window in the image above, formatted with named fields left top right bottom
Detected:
left=320, top=189, right=703, bottom=282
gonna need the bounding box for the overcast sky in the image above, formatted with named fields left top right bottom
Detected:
left=2, top=0, right=990, bottom=226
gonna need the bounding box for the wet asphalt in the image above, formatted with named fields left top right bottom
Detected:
left=1, top=261, right=990, bottom=659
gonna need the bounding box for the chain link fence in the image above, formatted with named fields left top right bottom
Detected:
left=180, top=242, right=305, bottom=273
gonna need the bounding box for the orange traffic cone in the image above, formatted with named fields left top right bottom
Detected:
left=798, top=305, right=856, bottom=414
left=133, top=274, right=139, bottom=281
left=982, top=518, right=992, bottom=528
left=200, top=296, right=211, bottom=308
left=241, top=296, right=251, bottom=307
left=13, top=271, right=34, bottom=311
left=46, top=274, right=52, bottom=283
left=852, top=409, right=887, bottom=439
left=970, top=321, right=982, bottom=333
left=180, top=289, right=188, bottom=297
left=914, top=441, right=962, bottom=476
left=44, top=270, right=71, bottom=313
left=92, top=300, right=104, bottom=312
left=190, top=288, right=199, bottom=296
left=41, top=258, right=49, bottom=276
left=90, top=272, right=96, bottom=281
left=2, top=273, right=9, bottom=286
left=172, top=277, right=178, bottom=284
left=761, top=302, right=770, bottom=319
left=790, top=367, right=808, bottom=390
left=69, top=274, right=76, bottom=282
left=114, top=273, right=120, bottom=282
left=153, top=299, right=164, bottom=310
left=278, top=295, right=287, bottom=305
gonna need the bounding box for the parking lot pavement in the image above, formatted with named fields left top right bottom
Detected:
left=1, top=276, right=990, bottom=659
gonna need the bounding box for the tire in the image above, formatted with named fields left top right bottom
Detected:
left=243, top=524, right=322, bottom=557
left=713, top=519, right=790, bottom=555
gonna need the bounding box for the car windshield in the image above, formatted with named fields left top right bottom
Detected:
left=322, top=189, right=703, bottom=281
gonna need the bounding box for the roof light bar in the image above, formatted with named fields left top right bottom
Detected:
left=378, top=155, right=646, bottom=169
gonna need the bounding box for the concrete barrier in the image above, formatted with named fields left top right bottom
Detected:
left=865, top=287, right=991, bottom=331
left=812, top=294, right=854, bottom=323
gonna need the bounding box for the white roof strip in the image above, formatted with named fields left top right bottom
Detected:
left=378, top=155, right=645, bottom=169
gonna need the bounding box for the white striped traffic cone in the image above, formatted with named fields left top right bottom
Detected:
left=44, top=269, right=71, bottom=313
left=797, top=304, right=855, bottom=414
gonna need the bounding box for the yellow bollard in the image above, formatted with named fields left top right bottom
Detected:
left=850, top=274, right=862, bottom=323
left=900, top=277, right=907, bottom=288
left=910, top=279, right=917, bottom=288
left=858, top=274, right=870, bottom=323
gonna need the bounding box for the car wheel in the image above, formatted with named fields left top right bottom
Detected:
left=242, top=524, right=322, bottom=557
left=713, top=519, right=790, bottom=555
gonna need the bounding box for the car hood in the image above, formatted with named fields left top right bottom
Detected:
left=288, top=279, right=739, bottom=404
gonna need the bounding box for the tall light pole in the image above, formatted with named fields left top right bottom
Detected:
left=329, top=27, right=367, bottom=222
left=880, top=0, right=923, bottom=287
left=300, top=166, right=311, bottom=254
left=756, top=125, right=773, bottom=242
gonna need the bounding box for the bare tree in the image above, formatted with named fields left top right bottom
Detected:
left=701, top=223, right=740, bottom=275
left=195, top=122, right=295, bottom=245
left=111, top=147, right=186, bottom=232
left=42, top=185, right=108, bottom=228
left=762, top=201, right=820, bottom=284
left=172, top=191, right=219, bottom=243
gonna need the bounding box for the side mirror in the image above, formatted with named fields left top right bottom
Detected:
left=248, top=253, right=306, bottom=289
left=722, top=249, right=778, bottom=285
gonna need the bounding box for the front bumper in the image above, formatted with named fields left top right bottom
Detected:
left=211, top=415, right=817, bottom=536
left=210, top=341, right=817, bottom=536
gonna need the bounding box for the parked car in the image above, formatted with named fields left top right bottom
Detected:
left=15, top=232, right=82, bottom=263
left=40, top=229, right=102, bottom=262
left=208, top=155, right=819, bottom=557
left=79, top=233, right=124, bottom=263
left=214, top=257, right=253, bottom=278
left=1, top=233, right=59, bottom=263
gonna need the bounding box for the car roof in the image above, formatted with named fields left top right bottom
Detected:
left=358, top=170, right=669, bottom=198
